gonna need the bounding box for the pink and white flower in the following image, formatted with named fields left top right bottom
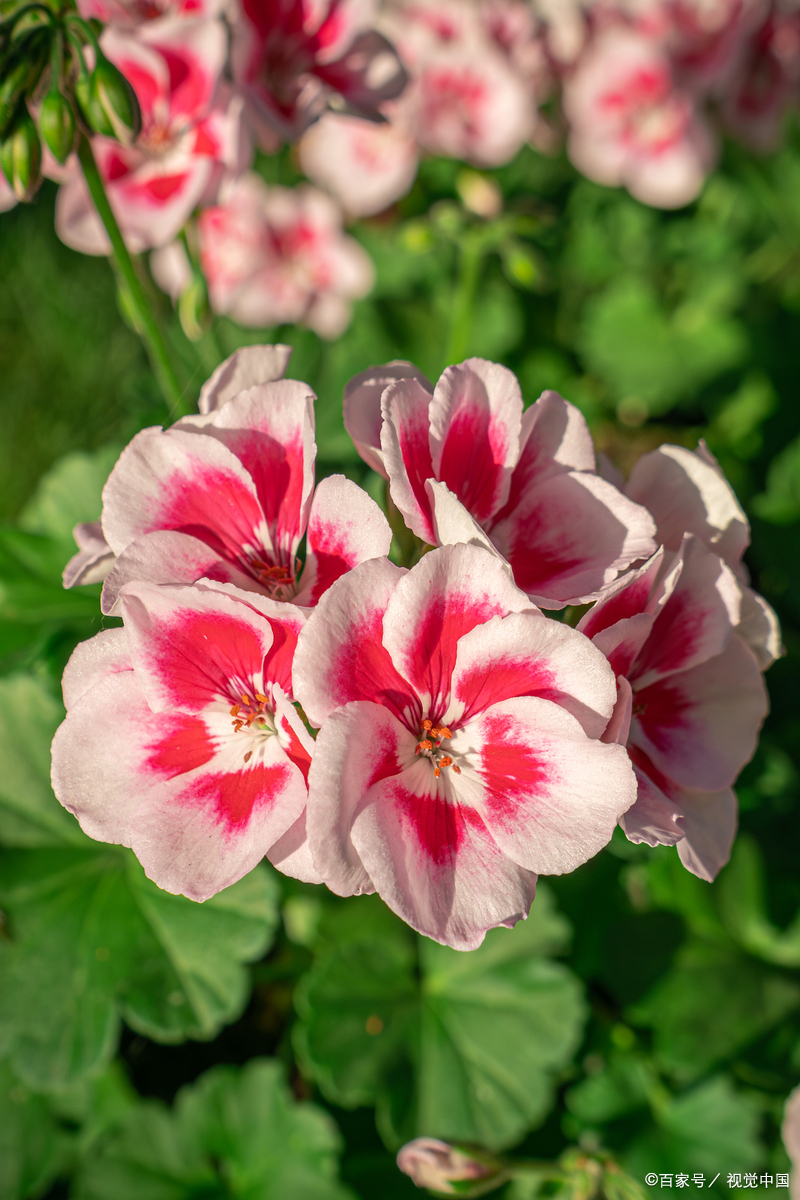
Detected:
left=70, top=374, right=391, bottom=612
left=579, top=534, right=769, bottom=880
left=294, top=543, right=637, bottom=949
left=625, top=440, right=782, bottom=669
left=56, top=18, right=247, bottom=254
left=562, top=25, right=717, bottom=208
left=51, top=581, right=318, bottom=899
left=343, top=356, right=656, bottom=607
left=379, top=0, right=536, bottom=166
left=187, top=173, right=374, bottom=336
left=231, top=0, right=407, bottom=146
left=297, top=106, right=419, bottom=217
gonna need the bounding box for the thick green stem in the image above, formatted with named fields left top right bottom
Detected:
left=78, top=135, right=186, bottom=414
left=444, top=232, right=485, bottom=368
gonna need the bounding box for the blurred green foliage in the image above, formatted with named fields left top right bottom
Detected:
left=2, top=128, right=800, bottom=1200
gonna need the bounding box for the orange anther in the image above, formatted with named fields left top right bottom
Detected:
left=244, top=750, right=253, bottom=763
left=439, top=726, right=452, bottom=740
left=439, top=756, right=453, bottom=768
left=233, top=721, right=243, bottom=732
left=434, top=766, right=441, bottom=777
left=452, top=764, right=461, bottom=774
left=255, top=693, right=268, bottom=704
left=230, top=704, right=240, bottom=717
left=417, top=739, right=433, bottom=752
left=240, top=693, right=251, bottom=706
left=421, top=718, right=432, bottom=731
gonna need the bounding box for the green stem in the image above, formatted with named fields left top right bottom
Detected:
left=78, top=135, right=186, bottom=414
left=444, top=232, right=485, bottom=368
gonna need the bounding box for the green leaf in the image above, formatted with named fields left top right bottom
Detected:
left=578, top=276, right=746, bottom=417
left=753, top=432, right=800, bottom=524
left=0, top=1058, right=64, bottom=1200
left=17, top=447, right=120, bottom=546
left=0, top=847, right=280, bottom=1088
left=716, top=836, right=800, bottom=967
left=74, top=1058, right=357, bottom=1200
left=0, top=674, right=89, bottom=847
left=294, top=888, right=586, bottom=1151
left=623, top=1076, right=764, bottom=1177
left=566, top=1052, right=657, bottom=1126
left=628, top=940, right=800, bottom=1083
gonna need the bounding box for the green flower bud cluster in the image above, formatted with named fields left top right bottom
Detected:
left=0, top=0, right=141, bottom=200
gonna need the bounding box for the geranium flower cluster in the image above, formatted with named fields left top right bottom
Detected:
left=300, top=0, right=800, bottom=215
left=41, top=0, right=405, bottom=335
left=52, top=346, right=777, bottom=949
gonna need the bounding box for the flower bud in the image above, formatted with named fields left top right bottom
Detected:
left=38, top=85, right=76, bottom=163
left=0, top=104, right=42, bottom=200
left=0, top=57, right=29, bottom=138
left=178, top=270, right=211, bottom=342
left=396, top=1139, right=508, bottom=1196
left=90, top=54, right=141, bottom=144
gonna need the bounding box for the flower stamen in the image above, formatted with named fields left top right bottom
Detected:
left=415, top=721, right=460, bottom=776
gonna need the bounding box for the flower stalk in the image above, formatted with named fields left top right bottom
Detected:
left=77, top=134, right=186, bottom=414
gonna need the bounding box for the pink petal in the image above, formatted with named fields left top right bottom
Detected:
left=631, top=633, right=768, bottom=791
left=308, top=699, right=541, bottom=950
left=130, top=728, right=307, bottom=900
left=101, top=425, right=267, bottom=562
left=463, top=696, right=637, bottom=875
left=489, top=471, right=657, bottom=607
left=350, top=760, right=539, bottom=950
left=292, top=556, right=415, bottom=728
left=629, top=536, right=741, bottom=688
left=53, top=665, right=310, bottom=900
left=625, top=442, right=750, bottom=575
left=500, top=390, right=596, bottom=514
left=296, top=474, right=392, bottom=606
left=446, top=610, right=618, bottom=738
left=101, top=530, right=259, bottom=615
left=267, top=811, right=323, bottom=883
left=381, top=543, right=535, bottom=717
left=619, top=757, right=685, bottom=848
left=381, top=377, right=438, bottom=543
left=343, top=360, right=433, bottom=477
left=118, top=581, right=276, bottom=714
left=737, top=586, right=783, bottom=671
left=63, top=521, right=116, bottom=588
left=428, top=358, right=523, bottom=525
left=426, top=479, right=510, bottom=566
left=591, top=613, right=655, bottom=680
left=306, top=700, right=405, bottom=898
left=200, top=381, right=316, bottom=558
left=675, top=786, right=737, bottom=882
left=198, top=344, right=293, bottom=413
left=602, top=675, right=633, bottom=746
left=60, top=627, right=132, bottom=710
left=578, top=550, right=665, bottom=641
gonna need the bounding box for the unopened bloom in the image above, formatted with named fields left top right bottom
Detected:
left=80, top=375, right=391, bottom=612
left=397, top=1138, right=508, bottom=1195
left=294, top=543, right=636, bottom=949
left=51, top=581, right=317, bottom=898
left=580, top=534, right=768, bottom=880
left=343, top=357, right=656, bottom=607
